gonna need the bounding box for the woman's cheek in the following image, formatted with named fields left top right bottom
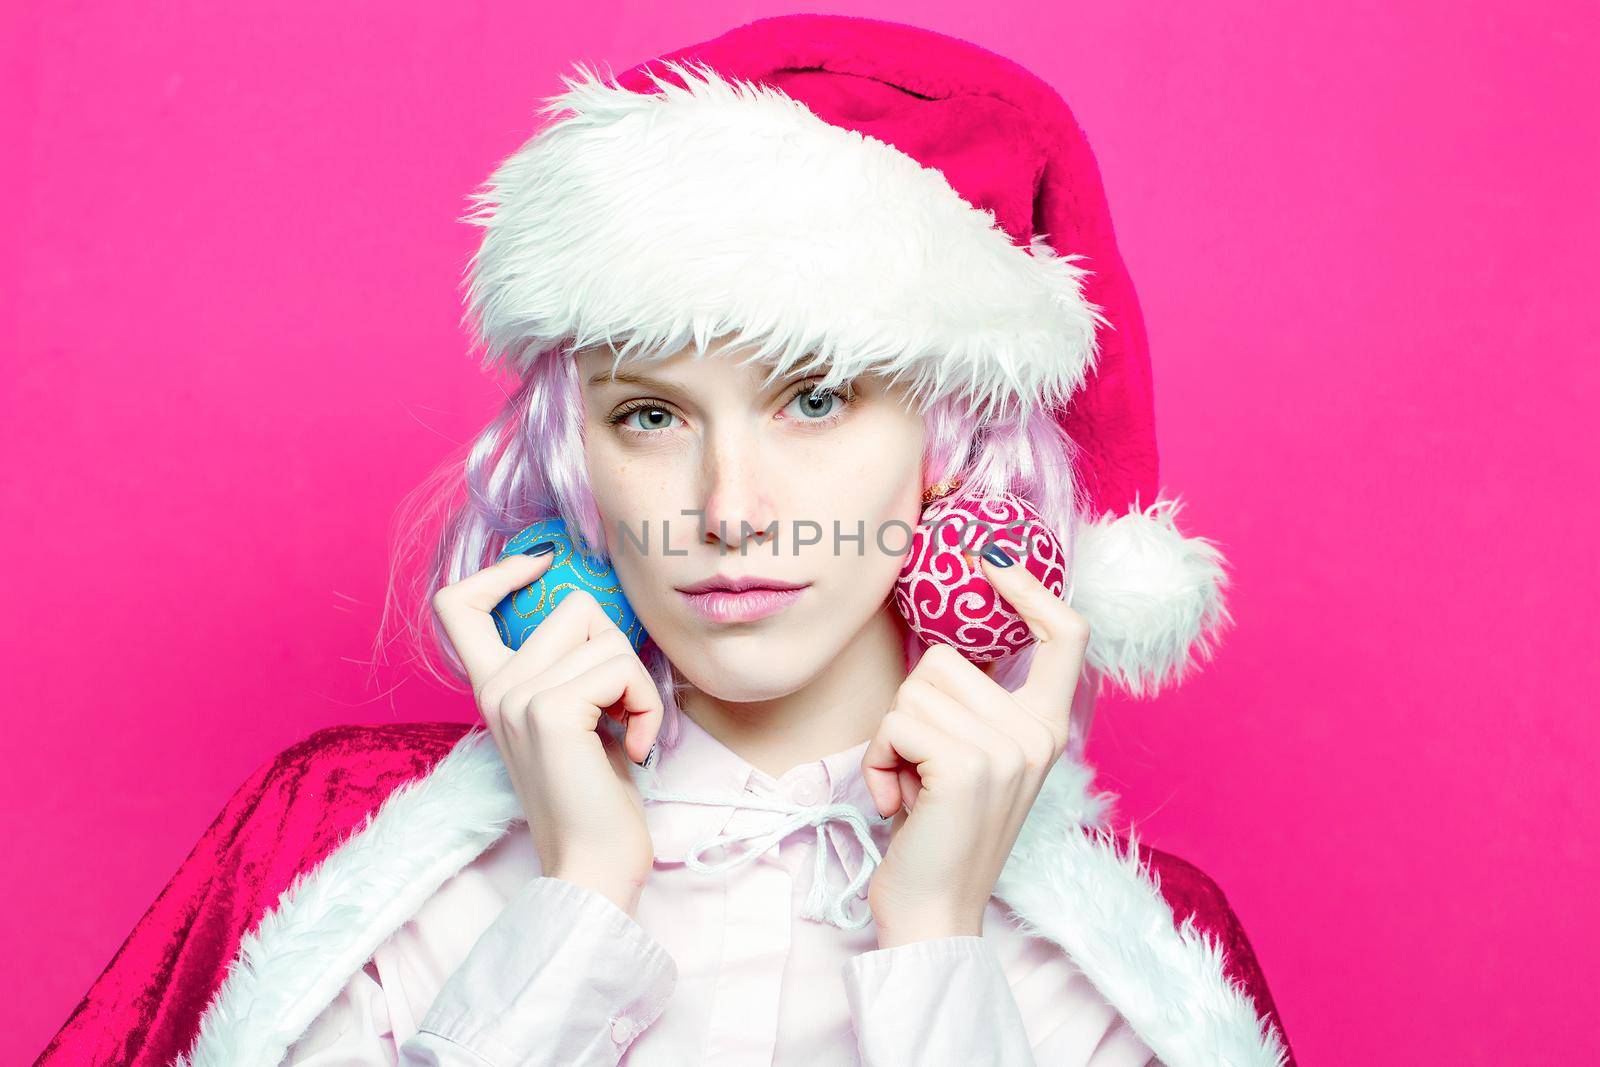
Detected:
left=593, top=460, right=676, bottom=529
left=838, top=468, right=922, bottom=545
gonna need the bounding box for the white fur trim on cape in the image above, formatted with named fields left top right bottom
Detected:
left=1070, top=495, right=1234, bottom=699
left=458, top=58, right=1108, bottom=421
left=175, top=730, right=521, bottom=1067
left=179, top=727, right=1287, bottom=1067
left=999, top=756, right=1289, bottom=1066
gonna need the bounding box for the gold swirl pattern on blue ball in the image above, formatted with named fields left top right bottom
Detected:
left=490, top=521, right=649, bottom=653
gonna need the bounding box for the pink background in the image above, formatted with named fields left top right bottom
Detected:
left=5, top=3, right=1596, bottom=1062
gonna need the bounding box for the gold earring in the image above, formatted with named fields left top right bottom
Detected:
left=921, top=478, right=964, bottom=504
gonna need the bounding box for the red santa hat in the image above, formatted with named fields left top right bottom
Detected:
left=459, top=13, right=1233, bottom=700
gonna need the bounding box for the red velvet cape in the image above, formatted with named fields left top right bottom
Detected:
left=37, top=722, right=1296, bottom=1065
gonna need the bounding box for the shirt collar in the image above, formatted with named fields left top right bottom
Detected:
left=631, top=710, right=887, bottom=866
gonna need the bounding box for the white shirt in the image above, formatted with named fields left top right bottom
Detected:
left=282, top=712, right=1162, bottom=1065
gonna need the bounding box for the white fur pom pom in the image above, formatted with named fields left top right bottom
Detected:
left=1070, top=497, right=1233, bottom=699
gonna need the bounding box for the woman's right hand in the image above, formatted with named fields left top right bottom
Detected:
left=431, top=548, right=665, bottom=916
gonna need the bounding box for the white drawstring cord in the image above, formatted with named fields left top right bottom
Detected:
left=635, top=781, right=891, bottom=931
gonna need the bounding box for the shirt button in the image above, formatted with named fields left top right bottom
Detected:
left=611, top=1015, right=638, bottom=1043
left=789, top=779, right=821, bottom=805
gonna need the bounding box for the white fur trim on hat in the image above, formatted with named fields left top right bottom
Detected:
left=459, top=58, right=1108, bottom=421
left=1070, top=496, right=1234, bottom=698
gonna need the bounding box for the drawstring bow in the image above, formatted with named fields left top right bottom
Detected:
left=635, top=780, right=891, bottom=931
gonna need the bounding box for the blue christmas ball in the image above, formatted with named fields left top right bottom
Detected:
left=491, top=518, right=648, bottom=654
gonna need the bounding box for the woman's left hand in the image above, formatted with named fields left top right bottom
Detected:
left=861, top=543, right=1090, bottom=949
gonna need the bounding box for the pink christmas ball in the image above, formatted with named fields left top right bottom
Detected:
left=894, top=492, right=1069, bottom=663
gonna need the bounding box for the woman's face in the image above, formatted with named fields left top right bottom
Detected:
left=576, top=340, right=926, bottom=702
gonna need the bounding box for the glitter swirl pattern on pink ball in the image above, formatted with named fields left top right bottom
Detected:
left=894, top=491, right=1068, bottom=663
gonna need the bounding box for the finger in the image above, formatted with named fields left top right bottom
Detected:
left=490, top=625, right=637, bottom=729
left=898, top=765, right=920, bottom=817
left=598, top=723, right=649, bottom=810
left=909, top=644, right=1008, bottom=723
left=861, top=709, right=956, bottom=818
left=535, top=623, right=662, bottom=761
left=493, top=589, right=629, bottom=693
left=972, top=544, right=1088, bottom=725
left=433, top=551, right=557, bottom=692
left=523, top=625, right=637, bottom=697
left=897, top=677, right=1021, bottom=771
left=552, top=652, right=665, bottom=766
left=476, top=589, right=660, bottom=765
left=911, top=643, right=1064, bottom=760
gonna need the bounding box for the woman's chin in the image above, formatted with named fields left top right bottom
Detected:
left=667, top=631, right=829, bottom=703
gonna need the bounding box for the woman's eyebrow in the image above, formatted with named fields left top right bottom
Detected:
left=586, top=369, right=680, bottom=389
left=585, top=367, right=830, bottom=392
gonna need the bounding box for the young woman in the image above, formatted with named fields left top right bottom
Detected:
left=39, top=15, right=1296, bottom=1067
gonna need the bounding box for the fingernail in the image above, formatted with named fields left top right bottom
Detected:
left=981, top=542, right=1015, bottom=567
left=632, top=741, right=658, bottom=768
left=521, top=540, right=557, bottom=557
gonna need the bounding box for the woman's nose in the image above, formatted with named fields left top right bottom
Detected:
left=698, top=437, right=777, bottom=553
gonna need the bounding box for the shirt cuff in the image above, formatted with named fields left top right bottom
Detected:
left=415, top=875, right=677, bottom=1067
left=842, top=935, right=1037, bottom=1067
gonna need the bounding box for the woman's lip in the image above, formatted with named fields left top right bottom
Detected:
left=678, top=586, right=808, bottom=624
left=676, top=576, right=810, bottom=594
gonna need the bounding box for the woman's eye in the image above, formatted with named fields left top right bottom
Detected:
left=785, top=388, right=842, bottom=421
left=616, top=406, right=678, bottom=432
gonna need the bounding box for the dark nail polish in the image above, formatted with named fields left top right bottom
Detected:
left=981, top=542, right=1015, bottom=567
left=521, top=540, right=557, bottom=557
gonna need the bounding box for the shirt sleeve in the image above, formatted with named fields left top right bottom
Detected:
left=280, top=959, right=402, bottom=1066
left=281, top=876, right=678, bottom=1067
left=842, top=935, right=1164, bottom=1066
left=842, top=935, right=1039, bottom=1066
